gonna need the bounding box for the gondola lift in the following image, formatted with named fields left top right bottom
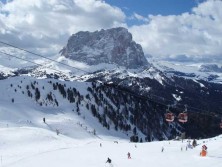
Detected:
left=178, top=105, right=188, bottom=123
left=165, top=106, right=175, bottom=122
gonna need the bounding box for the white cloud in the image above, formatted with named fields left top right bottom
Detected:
left=1, top=0, right=222, bottom=64
left=0, top=0, right=126, bottom=55
left=129, top=0, right=222, bottom=63
left=130, top=12, right=149, bottom=23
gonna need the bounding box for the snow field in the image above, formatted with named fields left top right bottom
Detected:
left=0, top=127, right=222, bottom=167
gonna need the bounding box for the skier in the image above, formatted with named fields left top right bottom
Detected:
left=161, top=146, right=164, bottom=152
left=106, top=157, right=113, bottom=167
left=127, top=152, right=131, bottom=159
left=43, top=117, right=46, bottom=123
left=106, top=157, right=112, bottom=163
left=192, top=139, right=197, bottom=147
left=56, top=129, right=60, bottom=135
left=187, top=140, right=192, bottom=149
left=200, top=145, right=207, bottom=157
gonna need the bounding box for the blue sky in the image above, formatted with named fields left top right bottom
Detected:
left=1, top=0, right=205, bottom=16
left=105, top=0, right=198, bottom=16
left=105, top=0, right=206, bottom=25
left=105, top=0, right=198, bottom=15
left=0, top=0, right=7, bottom=3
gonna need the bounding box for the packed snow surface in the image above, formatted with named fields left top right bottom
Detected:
left=0, top=124, right=222, bottom=167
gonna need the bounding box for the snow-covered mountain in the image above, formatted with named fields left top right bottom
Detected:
left=0, top=27, right=222, bottom=142
left=200, top=64, right=222, bottom=73
left=152, top=60, right=222, bottom=83
left=60, top=27, right=149, bottom=69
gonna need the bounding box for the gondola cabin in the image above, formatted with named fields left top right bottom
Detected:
left=178, top=112, right=188, bottom=123
left=165, top=113, right=175, bottom=122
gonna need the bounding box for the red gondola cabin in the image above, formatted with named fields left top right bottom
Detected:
left=178, top=112, right=188, bottom=123
left=165, top=113, right=175, bottom=122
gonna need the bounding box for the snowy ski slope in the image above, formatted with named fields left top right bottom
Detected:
left=0, top=75, right=222, bottom=167
left=0, top=125, right=222, bottom=167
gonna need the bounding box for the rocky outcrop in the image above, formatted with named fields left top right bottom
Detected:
left=60, top=27, right=149, bottom=69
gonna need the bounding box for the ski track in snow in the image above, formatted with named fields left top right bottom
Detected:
left=1, top=134, right=222, bottom=167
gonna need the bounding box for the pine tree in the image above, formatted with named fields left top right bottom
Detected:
left=35, top=87, right=40, bottom=101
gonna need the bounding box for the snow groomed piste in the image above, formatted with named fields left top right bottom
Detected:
left=0, top=114, right=222, bottom=167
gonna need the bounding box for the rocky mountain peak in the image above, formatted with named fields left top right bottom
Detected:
left=60, top=27, right=149, bottom=69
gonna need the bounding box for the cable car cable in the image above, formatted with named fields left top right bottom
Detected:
left=0, top=42, right=221, bottom=118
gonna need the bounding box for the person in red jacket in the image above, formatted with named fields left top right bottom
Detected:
left=200, top=145, right=207, bottom=156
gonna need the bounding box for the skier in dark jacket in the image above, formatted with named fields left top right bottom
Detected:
left=192, top=139, right=197, bottom=147
left=106, top=157, right=111, bottom=163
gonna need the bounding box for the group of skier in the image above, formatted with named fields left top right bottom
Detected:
left=42, top=117, right=208, bottom=163
left=106, top=152, right=131, bottom=165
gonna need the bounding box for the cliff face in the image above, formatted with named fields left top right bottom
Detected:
left=60, top=27, right=149, bottom=69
